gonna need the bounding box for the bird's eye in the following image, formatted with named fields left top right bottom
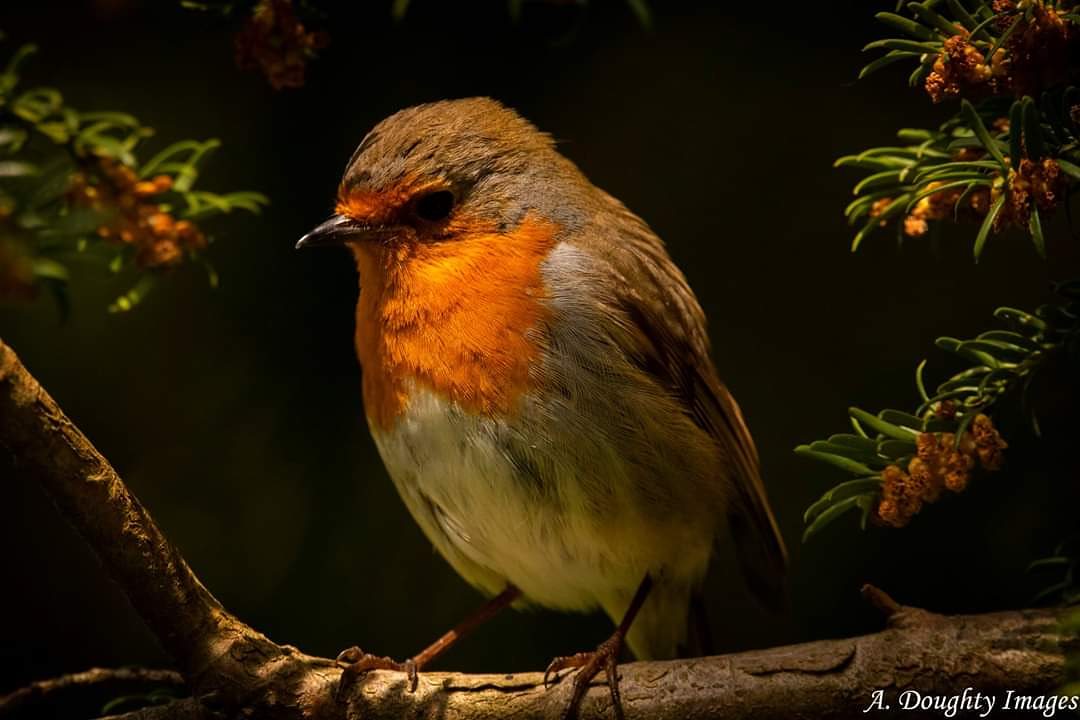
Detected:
left=413, top=190, right=455, bottom=222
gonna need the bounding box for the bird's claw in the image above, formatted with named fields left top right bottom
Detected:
left=543, top=633, right=625, bottom=720
left=335, top=646, right=420, bottom=700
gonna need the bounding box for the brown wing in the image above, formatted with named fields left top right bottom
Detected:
left=578, top=194, right=789, bottom=612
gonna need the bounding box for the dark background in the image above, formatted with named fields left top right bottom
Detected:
left=2, top=0, right=1077, bottom=694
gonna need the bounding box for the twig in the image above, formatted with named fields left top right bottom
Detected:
left=99, top=697, right=208, bottom=720
left=861, top=584, right=902, bottom=618
left=0, top=668, right=184, bottom=719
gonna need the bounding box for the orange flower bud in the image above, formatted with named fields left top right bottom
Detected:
left=147, top=213, right=176, bottom=236
left=133, top=181, right=159, bottom=197
left=944, top=451, right=974, bottom=492
left=175, top=220, right=207, bottom=250
left=137, top=239, right=183, bottom=269
left=904, top=215, right=929, bottom=237
left=882, top=465, right=922, bottom=522
left=916, top=432, right=939, bottom=461
left=875, top=499, right=905, bottom=528
left=972, top=414, right=1007, bottom=470
left=945, top=470, right=969, bottom=493
left=934, top=400, right=957, bottom=421
left=907, top=457, right=935, bottom=501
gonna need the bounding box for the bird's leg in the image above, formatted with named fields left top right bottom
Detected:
left=544, top=574, right=653, bottom=720
left=336, top=584, right=521, bottom=698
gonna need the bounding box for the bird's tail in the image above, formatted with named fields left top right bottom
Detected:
left=728, top=474, right=789, bottom=614
left=705, top=381, right=789, bottom=614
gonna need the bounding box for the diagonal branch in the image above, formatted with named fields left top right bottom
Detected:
left=0, top=337, right=265, bottom=684
left=0, top=336, right=1074, bottom=720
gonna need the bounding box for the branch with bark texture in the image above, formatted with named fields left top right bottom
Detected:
left=0, top=337, right=1074, bottom=720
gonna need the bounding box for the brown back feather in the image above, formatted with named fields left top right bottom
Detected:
left=576, top=192, right=789, bottom=612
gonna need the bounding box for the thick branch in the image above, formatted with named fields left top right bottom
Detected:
left=5, top=606, right=1073, bottom=720
left=0, top=337, right=1074, bottom=720
left=0, top=339, right=275, bottom=688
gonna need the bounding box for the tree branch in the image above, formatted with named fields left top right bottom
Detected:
left=0, top=668, right=184, bottom=719
left=0, top=338, right=231, bottom=678
left=1, top=336, right=1074, bottom=720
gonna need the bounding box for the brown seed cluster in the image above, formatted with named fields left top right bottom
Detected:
left=234, top=0, right=329, bottom=90
left=68, top=158, right=206, bottom=270
left=994, top=0, right=1074, bottom=98
left=869, top=197, right=896, bottom=225
left=934, top=399, right=959, bottom=421
left=995, top=157, right=1067, bottom=230
left=971, top=413, right=1009, bottom=470
left=890, top=155, right=1066, bottom=238
left=902, top=180, right=992, bottom=238
left=925, top=1, right=1076, bottom=103
left=875, top=413, right=1008, bottom=528
left=925, top=33, right=998, bottom=103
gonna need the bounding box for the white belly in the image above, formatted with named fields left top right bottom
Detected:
left=370, top=387, right=710, bottom=611
left=369, top=385, right=717, bottom=659
left=371, top=388, right=593, bottom=610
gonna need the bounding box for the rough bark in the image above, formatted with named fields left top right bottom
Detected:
left=0, top=337, right=1074, bottom=720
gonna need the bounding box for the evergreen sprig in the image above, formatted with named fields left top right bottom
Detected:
left=862, top=0, right=1076, bottom=93
left=811, top=0, right=1080, bottom=677
left=803, top=0, right=1080, bottom=542
left=0, top=38, right=267, bottom=315
left=840, top=0, right=1079, bottom=260
left=800, top=282, right=1080, bottom=541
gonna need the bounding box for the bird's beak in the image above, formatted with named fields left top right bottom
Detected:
left=296, top=215, right=397, bottom=249
left=296, top=215, right=358, bottom=249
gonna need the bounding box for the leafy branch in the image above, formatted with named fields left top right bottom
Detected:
left=0, top=36, right=267, bottom=315
left=839, top=0, right=1079, bottom=259
left=800, top=282, right=1079, bottom=541
left=810, top=0, right=1080, bottom=687
left=802, top=0, right=1080, bottom=542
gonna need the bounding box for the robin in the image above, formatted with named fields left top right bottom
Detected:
left=298, top=97, right=787, bottom=719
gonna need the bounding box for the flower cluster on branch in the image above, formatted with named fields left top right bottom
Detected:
left=800, top=285, right=1078, bottom=541
left=182, top=0, right=654, bottom=89
left=234, top=0, right=329, bottom=90
left=925, top=0, right=1074, bottom=102
left=806, top=0, right=1080, bottom=674
left=69, top=159, right=207, bottom=270
left=0, top=39, right=267, bottom=313
left=875, top=415, right=1007, bottom=528
left=843, top=0, right=1080, bottom=259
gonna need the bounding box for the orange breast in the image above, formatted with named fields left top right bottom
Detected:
left=353, top=215, right=558, bottom=430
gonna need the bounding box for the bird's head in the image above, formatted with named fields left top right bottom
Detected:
left=297, top=97, right=585, bottom=257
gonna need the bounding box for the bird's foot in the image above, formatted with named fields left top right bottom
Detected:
left=543, top=632, right=625, bottom=720
left=335, top=646, right=419, bottom=700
